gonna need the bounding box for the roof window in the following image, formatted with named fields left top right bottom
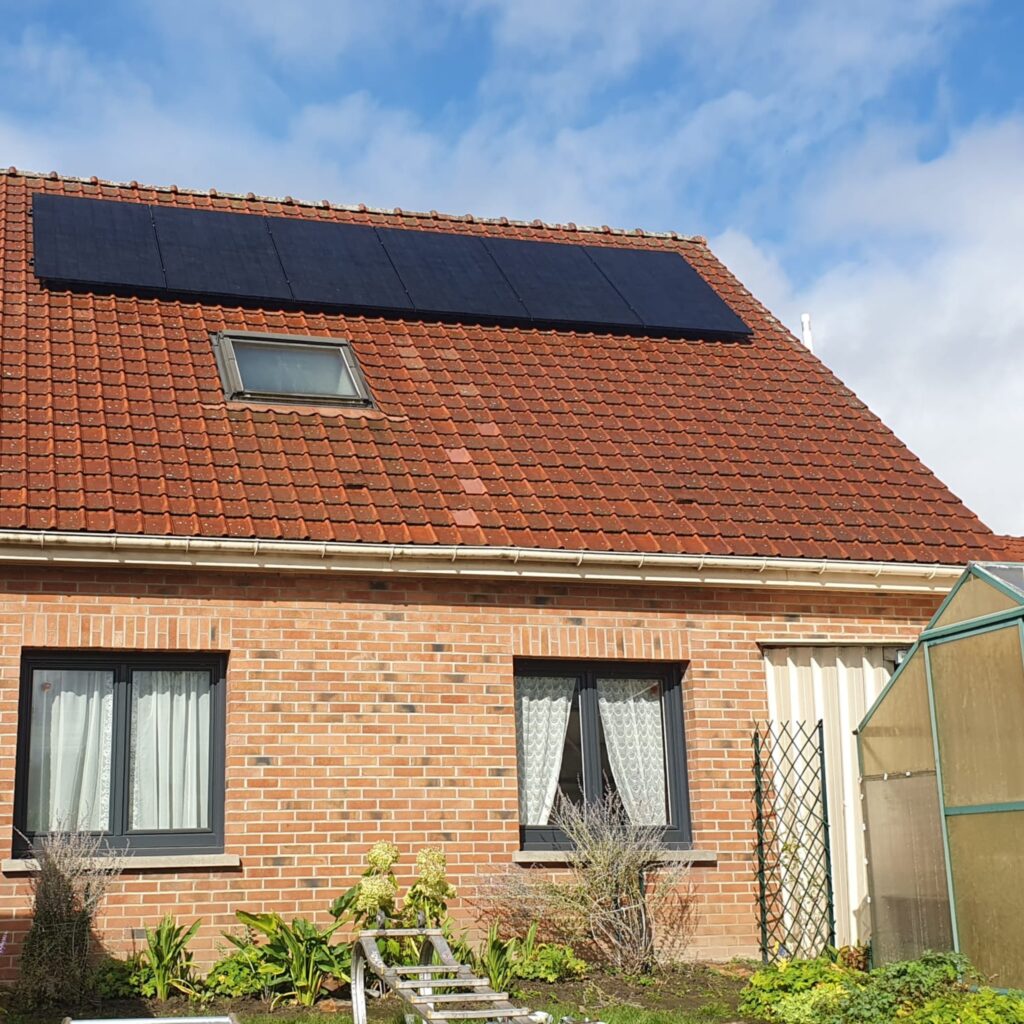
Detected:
left=212, top=331, right=372, bottom=407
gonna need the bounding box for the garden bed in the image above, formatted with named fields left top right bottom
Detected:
left=0, top=964, right=755, bottom=1024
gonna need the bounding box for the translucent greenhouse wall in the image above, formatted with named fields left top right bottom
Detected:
left=859, top=564, right=1024, bottom=988
left=929, top=621, right=1024, bottom=988
left=930, top=572, right=1019, bottom=629
left=860, top=648, right=952, bottom=963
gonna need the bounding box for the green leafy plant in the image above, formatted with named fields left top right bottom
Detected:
left=205, top=939, right=277, bottom=1000
left=234, top=910, right=349, bottom=1007
left=513, top=944, right=588, bottom=982
left=739, top=952, right=863, bottom=1020
left=140, top=914, right=201, bottom=1001
left=903, top=988, right=1024, bottom=1024
left=404, top=847, right=457, bottom=928
left=739, top=951, right=1002, bottom=1024
left=331, top=841, right=461, bottom=966
left=476, top=922, right=520, bottom=993
left=89, top=954, right=149, bottom=999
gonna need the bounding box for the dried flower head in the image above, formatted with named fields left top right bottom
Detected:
left=366, top=840, right=400, bottom=874
left=413, top=847, right=456, bottom=902
left=355, top=873, right=397, bottom=915
left=415, top=847, right=447, bottom=885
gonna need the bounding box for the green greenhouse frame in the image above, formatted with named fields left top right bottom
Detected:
left=857, top=562, right=1024, bottom=988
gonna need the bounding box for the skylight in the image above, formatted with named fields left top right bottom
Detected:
left=212, top=331, right=372, bottom=406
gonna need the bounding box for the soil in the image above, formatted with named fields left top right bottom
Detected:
left=0, top=963, right=757, bottom=1024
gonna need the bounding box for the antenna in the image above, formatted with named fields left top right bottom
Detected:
left=800, top=312, right=815, bottom=352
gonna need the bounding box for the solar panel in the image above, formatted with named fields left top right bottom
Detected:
left=484, top=236, right=640, bottom=327
left=152, top=206, right=291, bottom=300
left=269, top=219, right=412, bottom=310
left=584, top=245, right=750, bottom=336
left=31, top=195, right=752, bottom=338
left=32, top=194, right=165, bottom=290
left=377, top=228, right=529, bottom=320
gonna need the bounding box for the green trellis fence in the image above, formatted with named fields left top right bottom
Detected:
left=753, top=720, right=836, bottom=963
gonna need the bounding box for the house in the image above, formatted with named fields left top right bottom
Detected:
left=0, top=168, right=1012, bottom=970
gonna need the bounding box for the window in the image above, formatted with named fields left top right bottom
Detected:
left=514, top=660, right=691, bottom=851
left=212, top=331, right=372, bottom=406
left=14, top=652, right=226, bottom=856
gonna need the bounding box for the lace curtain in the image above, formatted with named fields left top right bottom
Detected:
left=515, top=675, right=576, bottom=825
left=27, top=669, right=114, bottom=832
left=597, top=677, right=667, bottom=825
left=130, top=671, right=211, bottom=830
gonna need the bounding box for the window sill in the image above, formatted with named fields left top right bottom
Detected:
left=2, top=853, right=241, bottom=875
left=512, top=848, right=718, bottom=866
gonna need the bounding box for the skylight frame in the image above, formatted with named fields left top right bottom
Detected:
left=212, top=330, right=374, bottom=408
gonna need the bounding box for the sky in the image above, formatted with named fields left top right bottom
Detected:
left=1, top=0, right=1022, bottom=534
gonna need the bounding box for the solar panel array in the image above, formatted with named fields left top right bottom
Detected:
left=32, top=194, right=751, bottom=337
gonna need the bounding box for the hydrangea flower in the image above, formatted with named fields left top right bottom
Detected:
left=366, top=840, right=400, bottom=874
left=355, top=873, right=397, bottom=915
left=415, top=847, right=456, bottom=899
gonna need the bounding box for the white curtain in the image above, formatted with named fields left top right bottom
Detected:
left=27, top=669, right=114, bottom=832
left=515, top=676, right=576, bottom=825
left=130, top=671, right=211, bottom=830
left=597, top=677, right=668, bottom=825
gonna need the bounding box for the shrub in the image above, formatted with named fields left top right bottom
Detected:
left=739, top=953, right=863, bottom=1021
left=234, top=910, right=349, bottom=1007
left=740, top=951, right=1003, bottom=1024
left=331, top=841, right=460, bottom=966
left=903, top=988, right=1024, bottom=1024
left=139, top=914, right=201, bottom=1001
left=89, top=954, right=149, bottom=1000
left=474, top=922, right=587, bottom=993
left=476, top=923, right=519, bottom=993
left=474, top=793, right=698, bottom=974
left=205, top=940, right=276, bottom=1000
left=16, top=830, right=123, bottom=1006
left=512, top=941, right=588, bottom=983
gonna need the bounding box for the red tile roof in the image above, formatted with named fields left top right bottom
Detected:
left=993, top=537, right=1024, bottom=562
left=0, top=170, right=1003, bottom=564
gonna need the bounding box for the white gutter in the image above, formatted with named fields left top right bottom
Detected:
left=0, top=530, right=963, bottom=593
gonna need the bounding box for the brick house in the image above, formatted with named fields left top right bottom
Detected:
left=0, top=169, right=1011, bottom=970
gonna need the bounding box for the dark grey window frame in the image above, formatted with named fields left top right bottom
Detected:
left=515, top=658, right=693, bottom=852
left=13, top=651, right=227, bottom=858
left=211, top=330, right=374, bottom=408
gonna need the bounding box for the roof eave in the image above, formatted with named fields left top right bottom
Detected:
left=0, top=529, right=965, bottom=593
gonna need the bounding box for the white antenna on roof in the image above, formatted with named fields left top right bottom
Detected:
left=800, top=312, right=815, bottom=352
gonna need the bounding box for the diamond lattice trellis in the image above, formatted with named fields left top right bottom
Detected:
left=753, top=720, right=836, bottom=962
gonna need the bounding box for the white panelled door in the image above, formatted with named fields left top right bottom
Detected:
left=763, top=646, right=902, bottom=948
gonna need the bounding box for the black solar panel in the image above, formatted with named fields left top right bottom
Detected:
left=584, top=245, right=750, bottom=335
left=31, top=195, right=751, bottom=337
left=270, top=219, right=412, bottom=310
left=153, top=206, right=291, bottom=300
left=484, top=236, right=640, bottom=327
left=377, top=228, right=529, bottom=320
left=32, top=194, right=165, bottom=290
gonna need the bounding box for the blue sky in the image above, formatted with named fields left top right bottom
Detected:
left=2, top=0, right=1023, bottom=534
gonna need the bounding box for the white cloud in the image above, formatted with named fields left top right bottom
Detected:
left=0, top=0, right=1018, bottom=536
left=720, top=117, right=1024, bottom=534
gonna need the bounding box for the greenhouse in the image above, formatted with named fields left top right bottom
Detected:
left=858, top=561, right=1024, bottom=988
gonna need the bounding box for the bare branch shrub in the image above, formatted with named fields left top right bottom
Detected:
left=474, top=793, right=698, bottom=974
left=16, top=830, right=124, bottom=1006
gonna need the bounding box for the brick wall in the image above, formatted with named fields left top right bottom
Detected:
left=0, top=565, right=941, bottom=975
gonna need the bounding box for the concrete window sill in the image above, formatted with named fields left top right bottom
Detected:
left=2, top=854, right=241, bottom=875
left=512, top=849, right=717, bottom=866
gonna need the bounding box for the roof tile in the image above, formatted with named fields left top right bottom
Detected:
left=0, top=171, right=1003, bottom=563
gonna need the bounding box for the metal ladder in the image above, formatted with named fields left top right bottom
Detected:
left=351, top=926, right=534, bottom=1024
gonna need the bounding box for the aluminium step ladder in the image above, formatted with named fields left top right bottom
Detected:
left=351, top=925, right=536, bottom=1024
